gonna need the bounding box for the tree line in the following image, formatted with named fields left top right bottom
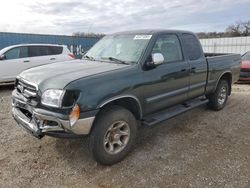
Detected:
left=197, top=20, right=250, bottom=39
left=72, top=32, right=105, bottom=38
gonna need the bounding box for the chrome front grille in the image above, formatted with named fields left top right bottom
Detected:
left=16, top=78, right=37, bottom=98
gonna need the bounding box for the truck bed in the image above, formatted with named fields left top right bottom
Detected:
left=205, top=53, right=241, bottom=93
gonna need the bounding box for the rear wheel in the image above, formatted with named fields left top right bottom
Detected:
left=207, top=79, right=229, bottom=110
left=88, top=106, right=137, bottom=165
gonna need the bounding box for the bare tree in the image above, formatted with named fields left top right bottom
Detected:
left=242, top=21, right=250, bottom=36
left=198, top=20, right=250, bottom=38
left=226, top=22, right=242, bottom=37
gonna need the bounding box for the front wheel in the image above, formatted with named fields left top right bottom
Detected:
left=207, top=79, right=229, bottom=110
left=88, top=106, right=137, bottom=165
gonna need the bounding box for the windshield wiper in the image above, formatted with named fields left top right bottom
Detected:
left=101, top=57, right=130, bottom=65
left=82, top=55, right=95, bottom=61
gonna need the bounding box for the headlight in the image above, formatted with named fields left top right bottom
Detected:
left=41, top=89, right=65, bottom=108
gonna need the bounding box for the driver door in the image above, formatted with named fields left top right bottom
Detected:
left=142, top=34, right=190, bottom=115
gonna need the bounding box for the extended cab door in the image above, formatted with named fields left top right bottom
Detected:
left=142, top=34, right=190, bottom=114
left=181, top=34, right=207, bottom=99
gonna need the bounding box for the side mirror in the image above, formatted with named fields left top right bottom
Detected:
left=0, top=54, right=6, bottom=60
left=152, top=53, right=164, bottom=66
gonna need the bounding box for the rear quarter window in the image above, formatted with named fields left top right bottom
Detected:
left=182, top=34, right=202, bottom=61
left=49, top=46, right=63, bottom=55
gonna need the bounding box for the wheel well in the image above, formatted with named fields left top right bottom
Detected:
left=220, top=72, right=232, bottom=95
left=99, top=97, right=142, bottom=120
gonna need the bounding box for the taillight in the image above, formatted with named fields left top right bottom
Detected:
left=68, top=53, right=75, bottom=59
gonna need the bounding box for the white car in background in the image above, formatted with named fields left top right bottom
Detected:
left=0, top=44, right=75, bottom=85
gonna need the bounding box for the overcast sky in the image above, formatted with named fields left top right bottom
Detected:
left=0, top=0, right=250, bottom=35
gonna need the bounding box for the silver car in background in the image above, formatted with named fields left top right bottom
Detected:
left=0, top=44, right=75, bottom=85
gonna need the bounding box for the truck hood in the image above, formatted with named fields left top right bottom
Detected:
left=19, top=59, right=129, bottom=89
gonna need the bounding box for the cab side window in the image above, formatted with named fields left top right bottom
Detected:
left=152, top=34, right=183, bottom=63
left=19, top=47, right=29, bottom=58
left=29, top=46, right=50, bottom=57
left=4, top=47, right=28, bottom=60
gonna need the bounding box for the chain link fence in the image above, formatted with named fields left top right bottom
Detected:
left=200, top=36, right=250, bottom=55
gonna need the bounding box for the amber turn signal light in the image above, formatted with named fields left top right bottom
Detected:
left=69, top=104, right=80, bottom=127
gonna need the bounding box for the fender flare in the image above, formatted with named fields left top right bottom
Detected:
left=214, top=71, right=232, bottom=93
left=98, top=94, right=143, bottom=119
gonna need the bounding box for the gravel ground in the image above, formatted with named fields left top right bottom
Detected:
left=0, top=84, right=249, bottom=188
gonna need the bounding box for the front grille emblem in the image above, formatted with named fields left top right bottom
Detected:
left=19, top=84, right=24, bottom=93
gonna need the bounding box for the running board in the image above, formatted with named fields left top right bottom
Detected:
left=142, top=98, right=208, bottom=127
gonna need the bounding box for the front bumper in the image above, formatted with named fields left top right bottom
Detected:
left=11, top=90, right=97, bottom=138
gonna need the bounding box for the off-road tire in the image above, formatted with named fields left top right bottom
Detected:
left=88, top=106, right=137, bottom=165
left=207, top=79, right=229, bottom=110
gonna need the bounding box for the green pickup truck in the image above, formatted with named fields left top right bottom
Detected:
left=12, top=30, right=241, bottom=165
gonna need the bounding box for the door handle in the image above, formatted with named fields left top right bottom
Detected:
left=23, top=60, right=30, bottom=63
left=191, top=67, right=196, bottom=73
left=50, top=58, right=56, bottom=60
left=180, top=69, right=186, bottom=72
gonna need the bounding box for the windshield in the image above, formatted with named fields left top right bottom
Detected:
left=84, top=34, right=151, bottom=63
left=242, top=51, right=250, bottom=61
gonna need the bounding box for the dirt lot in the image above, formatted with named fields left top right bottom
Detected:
left=0, top=85, right=249, bottom=188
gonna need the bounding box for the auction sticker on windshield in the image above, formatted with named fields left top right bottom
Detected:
left=134, top=35, right=152, bottom=40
